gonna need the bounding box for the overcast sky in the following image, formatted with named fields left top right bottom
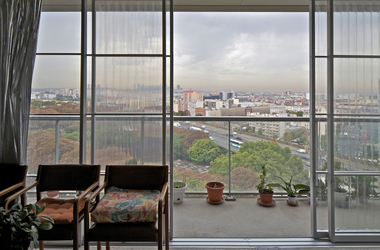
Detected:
left=33, top=12, right=309, bottom=92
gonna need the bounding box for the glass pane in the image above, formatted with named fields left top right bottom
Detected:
left=27, top=118, right=80, bottom=174
left=334, top=58, right=380, bottom=115
left=334, top=119, right=380, bottom=172
left=37, top=12, right=81, bottom=53
left=94, top=116, right=162, bottom=170
left=335, top=175, right=380, bottom=231
left=317, top=119, right=328, bottom=171
left=173, top=121, right=223, bottom=192
left=95, top=0, right=163, bottom=54
left=59, top=120, right=80, bottom=165
left=27, top=120, right=57, bottom=174
left=31, top=56, right=80, bottom=114
left=316, top=173, right=328, bottom=231
left=316, top=58, right=327, bottom=114
left=174, top=12, right=308, bottom=97
left=229, top=121, right=310, bottom=192
left=334, top=1, right=380, bottom=56
left=316, top=0, right=327, bottom=56
left=95, top=57, right=162, bottom=113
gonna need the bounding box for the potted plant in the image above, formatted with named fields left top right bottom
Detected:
left=268, top=175, right=310, bottom=206
left=0, top=203, right=54, bottom=250
left=255, top=164, right=274, bottom=206
left=205, top=181, right=225, bottom=204
left=351, top=176, right=378, bottom=204
left=173, top=176, right=187, bottom=204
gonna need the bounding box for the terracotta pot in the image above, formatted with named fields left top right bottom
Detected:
left=205, top=182, right=225, bottom=202
left=259, top=192, right=273, bottom=204
left=47, top=191, right=59, bottom=198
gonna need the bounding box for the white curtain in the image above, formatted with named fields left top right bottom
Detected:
left=0, top=0, right=42, bottom=164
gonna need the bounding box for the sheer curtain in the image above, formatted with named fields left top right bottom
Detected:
left=91, top=0, right=165, bottom=167
left=0, top=0, right=42, bottom=164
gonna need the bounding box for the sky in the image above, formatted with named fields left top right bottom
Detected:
left=32, top=11, right=310, bottom=92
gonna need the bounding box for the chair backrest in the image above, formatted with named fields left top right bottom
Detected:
left=105, top=165, right=168, bottom=190
left=37, top=164, right=100, bottom=192
left=0, top=164, right=28, bottom=190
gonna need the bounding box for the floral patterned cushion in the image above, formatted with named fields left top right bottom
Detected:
left=91, top=186, right=160, bottom=223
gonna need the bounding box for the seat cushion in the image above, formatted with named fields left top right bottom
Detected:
left=36, top=197, right=86, bottom=224
left=91, top=186, right=160, bottom=223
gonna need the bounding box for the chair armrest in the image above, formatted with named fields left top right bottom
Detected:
left=4, top=181, right=39, bottom=210
left=74, top=181, right=100, bottom=218
left=0, top=182, right=24, bottom=197
left=84, top=182, right=107, bottom=213
left=159, top=182, right=168, bottom=203
left=158, top=182, right=168, bottom=214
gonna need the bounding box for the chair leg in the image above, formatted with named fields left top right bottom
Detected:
left=165, top=204, right=169, bottom=249
left=165, top=213, right=169, bottom=250
left=106, top=241, right=110, bottom=250
left=39, top=241, right=44, bottom=250
left=97, top=241, right=102, bottom=250
left=73, top=228, right=79, bottom=250
left=158, top=228, right=163, bottom=250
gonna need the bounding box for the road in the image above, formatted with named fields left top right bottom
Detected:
left=181, top=122, right=310, bottom=170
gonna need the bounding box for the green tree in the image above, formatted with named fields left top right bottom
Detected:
left=282, top=128, right=307, bottom=142
left=195, top=114, right=203, bottom=116
left=174, top=110, right=183, bottom=116
left=187, top=139, right=221, bottom=164
left=209, top=141, right=309, bottom=184
left=296, top=111, right=304, bottom=117
left=258, top=128, right=263, bottom=136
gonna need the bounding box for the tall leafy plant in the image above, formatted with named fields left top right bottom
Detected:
left=255, top=164, right=273, bottom=194
left=0, top=203, right=54, bottom=249
left=268, top=175, right=310, bottom=197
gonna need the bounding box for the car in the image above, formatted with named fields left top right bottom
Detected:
left=209, top=136, right=214, bottom=141
left=306, top=162, right=310, bottom=167
left=232, top=132, right=237, bottom=135
left=236, top=137, right=242, bottom=141
left=204, top=130, right=209, bottom=134
left=297, top=149, right=306, bottom=154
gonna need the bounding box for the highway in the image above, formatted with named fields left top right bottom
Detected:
left=181, top=122, right=310, bottom=169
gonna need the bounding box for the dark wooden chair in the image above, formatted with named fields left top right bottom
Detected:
left=5, top=164, right=101, bottom=250
left=84, top=165, right=169, bottom=250
left=0, top=164, right=28, bottom=208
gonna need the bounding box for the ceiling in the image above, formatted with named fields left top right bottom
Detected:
left=41, top=0, right=309, bottom=12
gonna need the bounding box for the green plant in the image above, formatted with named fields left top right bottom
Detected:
left=0, top=203, right=54, bottom=249
left=267, top=175, right=310, bottom=197
left=351, top=176, right=379, bottom=199
left=255, top=164, right=273, bottom=194
left=212, top=183, right=220, bottom=188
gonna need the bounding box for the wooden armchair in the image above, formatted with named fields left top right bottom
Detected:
left=5, top=164, right=101, bottom=250
left=0, top=164, right=28, bottom=208
left=84, top=165, right=169, bottom=250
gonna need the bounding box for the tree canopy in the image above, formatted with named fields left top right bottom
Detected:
left=209, top=141, right=309, bottom=183
left=187, top=139, right=221, bottom=164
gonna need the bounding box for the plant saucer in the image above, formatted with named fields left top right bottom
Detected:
left=257, top=198, right=276, bottom=207
left=206, top=196, right=224, bottom=204
left=287, top=200, right=299, bottom=206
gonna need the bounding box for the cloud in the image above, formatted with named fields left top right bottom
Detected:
left=174, top=12, right=309, bottom=91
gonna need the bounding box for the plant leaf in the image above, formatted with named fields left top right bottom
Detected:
left=39, top=215, right=54, bottom=224
left=39, top=221, right=53, bottom=230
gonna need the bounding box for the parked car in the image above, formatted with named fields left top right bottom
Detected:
left=209, top=136, right=214, bottom=141
left=236, top=137, right=242, bottom=141
left=297, top=149, right=306, bottom=154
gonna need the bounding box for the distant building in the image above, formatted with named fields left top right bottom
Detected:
left=195, top=107, right=210, bottom=116
left=204, top=94, right=220, bottom=100
left=220, top=92, right=227, bottom=100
